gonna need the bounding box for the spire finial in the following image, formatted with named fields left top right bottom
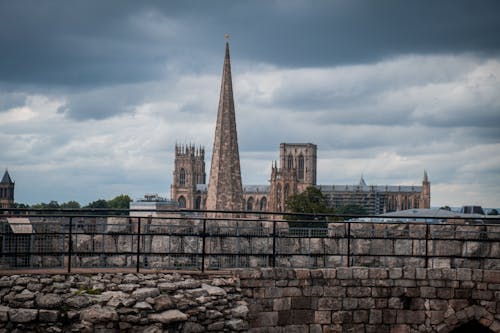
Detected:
left=225, top=33, right=230, bottom=41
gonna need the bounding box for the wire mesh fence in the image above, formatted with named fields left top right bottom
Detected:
left=1, top=210, right=500, bottom=272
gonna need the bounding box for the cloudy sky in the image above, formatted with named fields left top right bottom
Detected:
left=1, top=0, right=500, bottom=208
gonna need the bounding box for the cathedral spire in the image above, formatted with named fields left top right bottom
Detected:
left=206, top=40, right=244, bottom=211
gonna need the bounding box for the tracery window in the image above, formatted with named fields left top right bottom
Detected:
left=178, top=196, right=186, bottom=208
left=246, top=197, right=254, bottom=211
left=298, top=155, right=304, bottom=180
left=179, top=168, right=186, bottom=186
left=287, top=154, right=293, bottom=170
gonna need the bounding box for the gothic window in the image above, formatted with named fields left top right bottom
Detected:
left=178, top=196, right=186, bottom=208
left=246, top=197, right=254, bottom=211
left=284, top=184, right=290, bottom=199
left=276, top=184, right=282, bottom=212
left=287, top=154, right=293, bottom=170
left=260, top=197, right=267, bottom=211
left=298, top=155, right=304, bottom=180
left=179, top=168, right=186, bottom=186
left=195, top=196, right=201, bottom=210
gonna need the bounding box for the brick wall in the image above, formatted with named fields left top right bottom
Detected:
left=234, top=268, right=500, bottom=333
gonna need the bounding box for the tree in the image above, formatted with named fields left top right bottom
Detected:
left=107, top=194, right=132, bottom=209
left=285, top=187, right=332, bottom=232
left=60, top=201, right=81, bottom=209
left=85, top=199, right=109, bottom=209
left=335, top=204, right=367, bottom=216
left=440, top=205, right=452, bottom=211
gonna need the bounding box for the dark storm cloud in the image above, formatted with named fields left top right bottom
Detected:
left=1, top=0, right=499, bottom=89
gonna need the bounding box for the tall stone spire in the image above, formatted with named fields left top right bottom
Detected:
left=206, top=41, right=244, bottom=211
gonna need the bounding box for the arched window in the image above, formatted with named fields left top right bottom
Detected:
left=246, top=197, right=254, bottom=211
left=284, top=183, right=290, bottom=199
left=178, top=196, right=186, bottom=208
left=195, top=196, right=201, bottom=210
left=260, top=197, right=267, bottom=211
left=298, top=155, right=304, bottom=180
left=276, top=184, right=282, bottom=212
left=179, top=168, right=186, bottom=186
left=287, top=154, right=293, bottom=170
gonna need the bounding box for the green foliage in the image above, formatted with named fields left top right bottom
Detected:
left=74, top=286, right=102, bottom=295
left=285, top=187, right=332, bottom=231
left=107, top=194, right=132, bottom=209
left=85, top=199, right=109, bottom=209
left=60, top=201, right=81, bottom=209
left=440, top=205, right=452, bottom=211
left=335, top=204, right=367, bottom=216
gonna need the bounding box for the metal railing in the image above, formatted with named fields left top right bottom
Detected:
left=1, top=209, right=499, bottom=272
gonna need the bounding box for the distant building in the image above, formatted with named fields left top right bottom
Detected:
left=0, top=170, right=15, bottom=210
left=130, top=194, right=178, bottom=217
left=169, top=40, right=431, bottom=215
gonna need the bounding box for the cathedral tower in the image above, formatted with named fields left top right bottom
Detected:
left=0, top=169, right=15, bottom=210
left=420, top=170, right=431, bottom=208
left=170, top=144, right=206, bottom=209
left=206, top=40, right=244, bottom=211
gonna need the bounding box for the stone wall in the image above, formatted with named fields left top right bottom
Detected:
left=1, top=268, right=499, bottom=332
left=0, top=273, right=248, bottom=332
left=234, top=268, right=500, bottom=333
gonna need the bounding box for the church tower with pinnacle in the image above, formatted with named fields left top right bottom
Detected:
left=206, top=39, right=244, bottom=211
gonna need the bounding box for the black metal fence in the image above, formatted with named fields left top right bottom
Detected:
left=1, top=209, right=499, bottom=272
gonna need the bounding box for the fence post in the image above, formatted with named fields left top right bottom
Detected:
left=272, top=220, right=276, bottom=268
left=347, top=222, right=351, bottom=267
left=201, top=219, right=207, bottom=273
left=68, top=217, right=73, bottom=273
left=425, top=223, right=429, bottom=269
left=136, top=217, right=141, bottom=273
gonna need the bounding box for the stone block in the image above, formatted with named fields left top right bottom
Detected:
left=9, top=308, right=38, bottom=323
left=277, top=310, right=313, bottom=325
left=396, top=310, right=425, bottom=324
left=352, top=268, right=369, bottom=279
left=317, top=297, right=341, bottom=311
left=336, top=268, right=352, bottom=280
left=291, top=297, right=312, bottom=309
left=324, top=286, right=346, bottom=297
left=251, top=311, right=278, bottom=328
left=472, top=290, right=493, bottom=300
left=352, top=310, right=369, bottom=323
left=389, top=268, right=403, bottom=279
left=369, top=309, right=382, bottom=324
left=282, top=287, right=302, bottom=297
left=342, top=298, right=358, bottom=310
left=347, top=287, right=371, bottom=297
left=484, top=271, right=500, bottom=283
left=331, top=311, right=352, bottom=324
left=273, top=298, right=291, bottom=311
left=39, top=309, right=59, bottom=322
left=369, top=268, right=388, bottom=279
left=264, top=287, right=283, bottom=298
left=437, top=288, right=454, bottom=299
left=314, top=310, right=331, bottom=324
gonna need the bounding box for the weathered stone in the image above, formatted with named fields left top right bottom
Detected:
left=80, top=306, right=119, bottom=323
left=148, top=309, right=188, bottom=324
left=231, top=304, right=249, bottom=318
left=0, top=306, right=10, bottom=322
left=36, top=293, right=62, bottom=309
left=152, top=295, right=174, bottom=311
left=118, top=284, right=140, bottom=292
left=182, top=322, right=204, bottom=333
left=201, top=284, right=226, bottom=296
left=65, top=295, right=91, bottom=308
left=39, top=309, right=59, bottom=322
left=226, top=318, right=248, bottom=331
left=131, top=288, right=160, bottom=301
left=9, top=308, right=38, bottom=323
left=134, top=301, right=153, bottom=310
left=14, top=289, right=35, bottom=301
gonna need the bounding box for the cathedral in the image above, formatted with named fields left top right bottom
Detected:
left=0, top=170, right=15, bottom=210
left=170, top=41, right=431, bottom=215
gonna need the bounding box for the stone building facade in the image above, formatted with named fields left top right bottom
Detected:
left=0, top=170, right=14, bottom=210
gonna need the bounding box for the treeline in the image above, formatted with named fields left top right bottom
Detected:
left=13, top=194, right=132, bottom=211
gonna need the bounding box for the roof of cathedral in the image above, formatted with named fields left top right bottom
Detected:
left=243, top=185, right=270, bottom=193
left=319, top=184, right=423, bottom=193
left=1, top=170, right=13, bottom=184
